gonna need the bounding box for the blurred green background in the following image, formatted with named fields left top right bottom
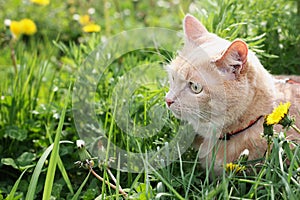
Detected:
left=1, top=0, right=299, bottom=73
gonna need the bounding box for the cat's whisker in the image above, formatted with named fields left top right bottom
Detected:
left=180, top=106, right=214, bottom=122
left=187, top=106, right=220, bottom=117
left=192, top=111, right=217, bottom=123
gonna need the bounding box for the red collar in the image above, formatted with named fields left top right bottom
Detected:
left=219, top=115, right=263, bottom=140
left=286, top=78, right=300, bottom=85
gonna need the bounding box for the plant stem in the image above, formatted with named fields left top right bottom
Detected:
left=88, top=165, right=128, bottom=198
left=10, top=40, right=17, bottom=74
left=103, top=0, right=110, bottom=36
left=291, top=124, right=300, bottom=134
left=267, top=143, right=271, bottom=158
left=107, top=168, right=123, bottom=191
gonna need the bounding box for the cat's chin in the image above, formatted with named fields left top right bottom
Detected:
left=169, top=110, right=194, bottom=122
left=192, top=122, right=221, bottom=135
left=171, top=111, right=182, bottom=119
left=168, top=108, right=182, bottom=119
left=168, top=108, right=222, bottom=138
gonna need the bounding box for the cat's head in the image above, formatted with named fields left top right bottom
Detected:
left=165, top=14, right=254, bottom=138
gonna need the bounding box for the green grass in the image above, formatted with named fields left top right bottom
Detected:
left=1, top=0, right=300, bottom=199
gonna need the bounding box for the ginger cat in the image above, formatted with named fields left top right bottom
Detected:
left=165, top=14, right=300, bottom=175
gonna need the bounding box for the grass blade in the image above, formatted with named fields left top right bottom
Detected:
left=148, top=165, right=185, bottom=200
left=6, top=168, right=28, bottom=200
left=25, top=141, right=73, bottom=200
left=42, top=85, right=71, bottom=200
left=44, top=125, right=74, bottom=194
left=57, top=156, right=74, bottom=194
left=71, top=172, right=91, bottom=200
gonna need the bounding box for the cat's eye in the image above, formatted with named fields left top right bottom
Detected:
left=189, top=82, right=203, bottom=94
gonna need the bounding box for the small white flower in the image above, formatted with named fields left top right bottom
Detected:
left=238, top=149, right=249, bottom=161
left=279, top=44, right=283, bottom=49
left=101, top=36, right=107, bottom=43
left=32, top=110, right=39, bottom=115
left=260, top=132, right=265, bottom=138
left=53, top=113, right=60, bottom=119
left=40, top=104, right=46, bottom=110
left=76, top=139, right=85, bottom=148
left=240, top=149, right=249, bottom=157
left=88, top=8, right=95, bottom=15
left=53, top=86, right=59, bottom=92
left=73, top=14, right=80, bottom=21
left=189, top=3, right=199, bottom=13
left=278, top=131, right=285, bottom=140
left=157, top=0, right=170, bottom=8
left=105, top=2, right=111, bottom=9
left=113, top=12, right=120, bottom=19
left=4, top=19, right=11, bottom=26
left=123, top=9, right=130, bottom=16
left=172, top=0, right=180, bottom=4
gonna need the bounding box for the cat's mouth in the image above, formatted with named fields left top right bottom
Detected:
left=168, top=104, right=214, bottom=124
left=168, top=105, right=192, bottom=121
left=168, top=107, right=182, bottom=118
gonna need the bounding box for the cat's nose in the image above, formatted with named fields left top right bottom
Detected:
left=165, top=98, right=174, bottom=107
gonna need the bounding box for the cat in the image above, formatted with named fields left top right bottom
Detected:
left=165, top=14, right=300, bottom=176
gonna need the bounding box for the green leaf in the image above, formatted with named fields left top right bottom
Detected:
left=135, top=183, right=153, bottom=200
left=16, top=152, right=35, bottom=168
left=1, top=158, right=18, bottom=169
left=1, top=152, right=36, bottom=170
left=51, top=182, right=63, bottom=198
left=4, top=126, right=27, bottom=141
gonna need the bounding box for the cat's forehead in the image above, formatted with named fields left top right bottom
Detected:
left=171, top=54, right=208, bottom=79
left=170, top=45, right=216, bottom=80
left=169, top=36, right=231, bottom=80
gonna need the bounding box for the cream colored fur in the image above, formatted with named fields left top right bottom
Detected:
left=165, top=14, right=300, bottom=175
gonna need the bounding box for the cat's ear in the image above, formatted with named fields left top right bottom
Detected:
left=184, top=14, right=208, bottom=42
left=214, top=39, right=248, bottom=78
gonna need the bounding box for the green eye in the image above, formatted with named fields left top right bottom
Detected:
left=189, top=82, right=203, bottom=94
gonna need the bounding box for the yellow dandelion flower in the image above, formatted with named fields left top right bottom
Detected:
left=226, top=162, right=245, bottom=173
left=30, top=0, right=50, bottom=6
left=79, top=15, right=91, bottom=26
left=82, top=23, right=101, bottom=33
left=266, top=102, right=291, bottom=125
left=10, top=21, right=23, bottom=38
left=9, top=19, right=37, bottom=39
left=20, top=19, right=37, bottom=35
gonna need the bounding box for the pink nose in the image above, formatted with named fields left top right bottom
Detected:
left=165, top=98, right=174, bottom=107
